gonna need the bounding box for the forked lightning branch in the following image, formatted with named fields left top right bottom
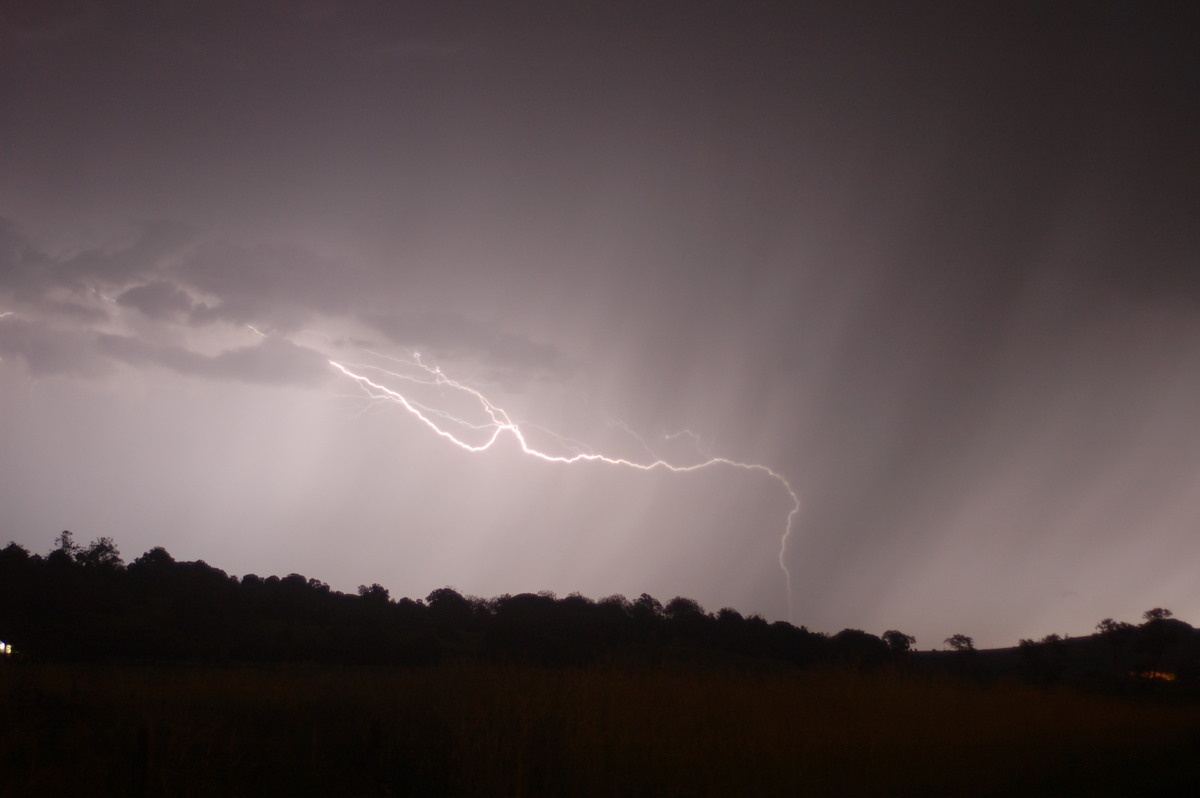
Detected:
left=329, top=357, right=801, bottom=617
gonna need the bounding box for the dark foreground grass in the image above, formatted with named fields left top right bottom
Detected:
left=2, top=662, right=1198, bottom=796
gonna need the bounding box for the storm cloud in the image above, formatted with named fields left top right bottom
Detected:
left=2, top=1, right=1198, bottom=647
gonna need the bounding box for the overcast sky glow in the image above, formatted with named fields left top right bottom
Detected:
left=2, top=1, right=1199, bottom=648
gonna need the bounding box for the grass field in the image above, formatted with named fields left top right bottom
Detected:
left=2, top=662, right=1198, bottom=796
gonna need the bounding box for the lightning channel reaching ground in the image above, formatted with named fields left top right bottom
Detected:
left=329, top=357, right=801, bottom=618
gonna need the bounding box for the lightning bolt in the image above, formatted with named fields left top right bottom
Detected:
left=328, top=357, right=801, bottom=619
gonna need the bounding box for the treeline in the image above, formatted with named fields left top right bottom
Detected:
left=0, top=532, right=915, bottom=669
left=4, top=532, right=1199, bottom=687
left=1006, top=610, right=1200, bottom=687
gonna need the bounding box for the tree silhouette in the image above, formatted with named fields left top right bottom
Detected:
left=426, top=587, right=474, bottom=626
left=1135, top=608, right=1190, bottom=676
left=944, top=634, right=974, bottom=652
left=77, top=536, right=122, bottom=569
left=1096, top=618, right=1135, bottom=637
left=663, top=596, right=704, bottom=620
left=48, top=530, right=80, bottom=565
left=882, top=630, right=916, bottom=655
left=830, top=629, right=889, bottom=669
left=358, top=583, right=390, bottom=603
left=663, top=596, right=710, bottom=641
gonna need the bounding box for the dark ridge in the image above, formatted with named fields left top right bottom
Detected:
left=3, top=533, right=1200, bottom=692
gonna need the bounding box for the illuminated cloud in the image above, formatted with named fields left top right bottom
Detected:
left=364, top=311, right=573, bottom=384
left=0, top=216, right=561, bottom=385
left=116, top=280, right=196, bottom=320
left=97, top=334, right=331, bottom=386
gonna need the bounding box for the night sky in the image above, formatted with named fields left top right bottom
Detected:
left=2, top=1, right=1198, bottom=648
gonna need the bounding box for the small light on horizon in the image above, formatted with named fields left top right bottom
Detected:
left=1133, top=671, right=1176, bottom=682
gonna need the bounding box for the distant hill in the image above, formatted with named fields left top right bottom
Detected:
left=913, top=621, right=1200, bottom=689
